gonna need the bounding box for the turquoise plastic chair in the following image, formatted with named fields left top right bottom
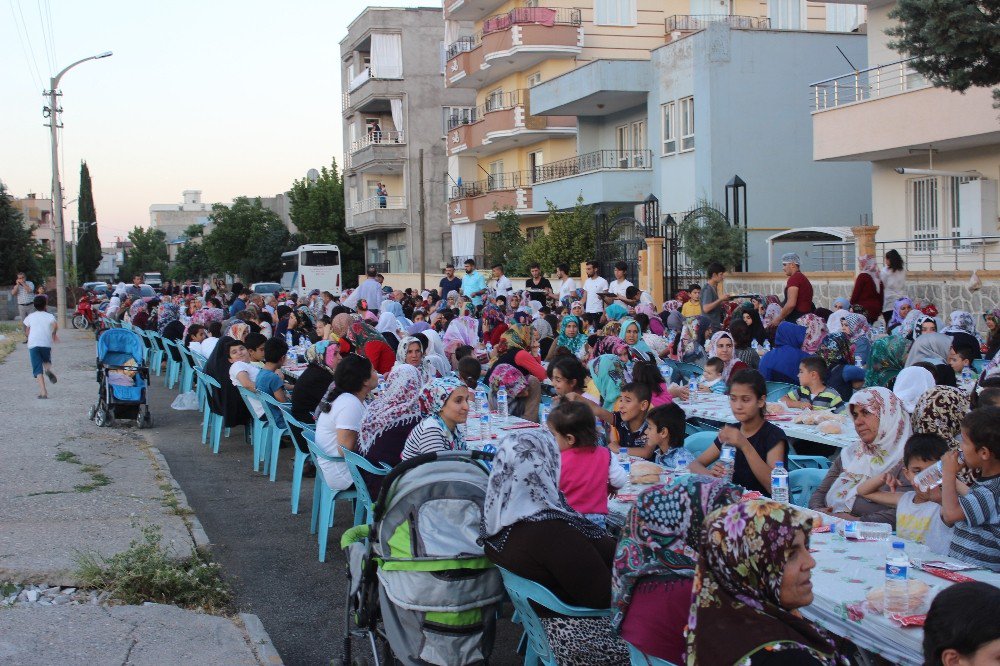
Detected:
left=684, top=430, right=717, bottom=458
left=257, top=391, right=293, bottom=482
left=341, top=448, right=391, bottom=527
left=497, top=566, right=610, bottom=666
left=175, top=344, right=196, bottom=393
left=673, top=361, right=703, bottom=382
left=684, top=422, right=703, bottom=436
left=144, top=331, right=166, bottom=377
left=788, top=454, right=831, bottom=470
left=160, top=338, right=182, bottom=389
left=766, top=381, right=797, bottom=402
left=191, top=350, right=208, bottom=369
left=789, top=468, right=827, bottom=507
left=302, top=430, right=358, bottom=563
left=194, top=369, right=224, bottom=452
left=627, top=643, right=678, bottom=666
left=280, top=409, right=317, bottom=515
left=972, top=359, right=985, bottom=374
left=236, top=386, right=267, bottom=472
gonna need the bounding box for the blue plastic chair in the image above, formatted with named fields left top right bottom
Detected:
left=497, top=566, right=611, bottom=666
left=302, top=430, right=358, bottom=563
left=159, top=338, right=182, bottom=389
left=257, top=391, right=293, bottom=482
left=281, top=409, right=317, bottom=515
left=236, top=386, right=268, bottom=472
left=684, top=422, right=703, bottom=436
left=144, top=331, right=166, bottom=377
left=341, top=448, right=391, bottom=527
left=788, top=454, right=831, bottom=470
left=684, top=430, right=717, bottom=458
left=627, top=643, right=678, bottom=666
left=972, top=358, right=985, bottom=374
left=194, top=369, right=224, bottom=452
left=191, top=350, right=208, bottom=369
left=789, top=468, right=827, bottom=507
left=672, top=361, right=703, bottom=382
left=766, top=381, right=797, bottom=402
left=175, top=344, right=196, bottom=393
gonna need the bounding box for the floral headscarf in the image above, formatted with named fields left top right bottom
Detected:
left=864, top=336, right=910, bottom=388
left=224, top=321, right=250, bottom=342
left=498, top=324, right=533, bottom=355
left=590, top=335, right=628, bottom=361
left=358, top=364, right=425, bottom=455
left=763, top=302, right=783, bottom=329
left=687, top=501, right=844, bottom=666
left=611, top=477, right=741, bottom=632
left=417, top=376, right=467, bottom=453
left=678, top=315, right=711, bottom=365
left=911, top=385, right=969, bottom=444
left=590, top=354, right=626, bottom=410
left=481, top=304, right=505, bottom=329
left=601, top=319, right=622, bottom=338
left=488, top=363, right=528, bottom=398
left=556, top=315, right=587, bottom=358
left=479, top=429, right=605, bottom=553
left=827, top=388, right=910, bottom=513
left=815, top=333, right=851, bottom=369
left=443, top=315, right=478, bottom=348
left=304, top=340, right=337, bottom=374
left=294, top=305, right=315, bottom=328
left=157, top=302, right=180, bottom=336
left=943, top=310, right=977, bottom=337
left=345, top=319, right=384, bottom=352
left=889, top=297, right=913, bottom=329
left=858, top=254, right=882, bottom=291
left=129, top=296, right=155, bottom=318
left=662, top=300, right=681, bottom=313
left=897, top=309, right=923, bottom=339
left=796, top=313, right=828, bottom=354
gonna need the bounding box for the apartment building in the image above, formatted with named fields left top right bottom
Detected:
left=12, top=193, right=55, bottom=249
left=341, top=7, right=475, bottom=274
left=443, top=0, right=868, bottom=265
left=149, top=190, right=214, bottom=243
left=812, top=0, right=1000, bottom=271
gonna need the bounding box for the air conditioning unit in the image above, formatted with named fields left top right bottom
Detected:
left=958, top=178, right=999, bottom=243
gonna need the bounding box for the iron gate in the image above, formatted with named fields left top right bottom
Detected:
left=595, top=214, right=646, bottom=286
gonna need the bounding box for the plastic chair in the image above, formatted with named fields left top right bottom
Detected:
left=194, top=369, right=224, bottom=452
left=236, top=386, right=267, bottom=471
left=257, top=391, right=293, bottom=482
left=627, top=643, right=678, bottom=666
left=788, top=454, right=831, bottom=470
left=191, top=350, right=208, bottom=369
left=175, top=344, right=196, bottom=393
left=972, top=358, right=985, bottom=374
left=341, top=448, right=391, bottom=527
left=302, top=430, right=358, bottom=563
left=684, top=430, right=718, bottom=458
left=672, top=361, right=703, bottom=382
left=766, top=381, right=797, bottom=402
left=281, top=409, right=317, bottom=515
left=159, top=338, right=182, bottom=389
left=684, top=422, right=702, bottom=436
left=497, top=566, right=611, bottom=666
left=789, top=468, right=827, bottom=507
left=145, top=331, right=166, bottom=377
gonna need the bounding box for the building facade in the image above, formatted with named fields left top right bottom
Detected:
left=12, top=193, right=55, bottom=249
left=149, top=190, right=214, bottom=243
left=341, top=7, right=475, bottom=274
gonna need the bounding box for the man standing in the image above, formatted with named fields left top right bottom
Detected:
left=555, top=263, right=577, bottom=307
left=24, top=295, right=58, bottom=399
left=343, top=266, right=384, bottom=312
left=700, top=261, right=731, bottom=328
left=439, top=264, right=462, bottom=300
left=524, top=263, right=552, bottom=307
left=322, top=291, right=336, bottom=318
left=10, top=272, right=35, bottom=341
left=608, top=261, right=634, bottom=306
left=229, top=289, right=250, bottom=317
left=581, top=260, right=609, bottom=331
left=770, top=253, right=814, bottom=328
left=492, top=263, right=513, bottom=301
left=126, top=274, right=144, bottom=299
left=461, top=259, right=487, bottom=308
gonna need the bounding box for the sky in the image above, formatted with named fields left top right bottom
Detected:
left=1, top=0, right=436, bottom=244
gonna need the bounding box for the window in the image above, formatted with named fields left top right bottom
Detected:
left=594, top=0, right=637, bottom=26
left=442, top=106, right=474, bottom=132
left=680, top=97, right=695, bottom=151
left=439, top=41, right=446, bottom=74
left=826, top=4, right=865, bottom=32
left=486, top=87, right=504, bottom=112
left=907, top=176, right=967, bottom=251
left=661, top=102, right=676, bottom=155
left=768, top=0, right=804, bottom=30
left=303, top=250, right=340, bottom=266
left=529, top=150, right=543, bottom=183
left=526, top=226, right=544, bottom=242
left=527, top=72, right=542, bottom=88
left=488, top=160, right=504, bottom=189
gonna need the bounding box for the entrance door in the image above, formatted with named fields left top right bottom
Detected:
left=630, top=120, right=646, bottom=166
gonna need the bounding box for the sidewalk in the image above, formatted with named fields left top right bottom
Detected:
left=0, top=327, right=280, bottom=665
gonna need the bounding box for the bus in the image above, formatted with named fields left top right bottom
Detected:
left=280, top=244, right=342, bottom=296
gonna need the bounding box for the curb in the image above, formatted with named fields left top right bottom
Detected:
left=147, top=446, right=212, bottom=551
left=240, top=612, right=284, bottom=665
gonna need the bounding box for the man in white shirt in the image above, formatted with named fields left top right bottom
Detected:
left=23, top=295, right=58, bottom=399
left=608, top=261, right=635, bottom=305
left=342, top=266, right=384, bottom=312
left=492, top=263, right=513, bottom=301
left=556, top=263, right=577, bottom=307
left=10, top=272, right=35, bottom=340
left=581, top=260, right=609, bottom=330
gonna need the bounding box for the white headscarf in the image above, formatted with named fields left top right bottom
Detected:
left=904, top=332, right=953, bottom=367
left=826, top=309, right=849, bottom=336
left=827, top=388, right=910, bottom=513
left=376, top=310, right=401, bottom=335
left=892, top=366, right=936, bottom=413
left=421, top=329, right=451, bottom=377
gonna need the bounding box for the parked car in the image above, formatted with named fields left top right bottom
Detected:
left=250, top=282, right=282, bottom=295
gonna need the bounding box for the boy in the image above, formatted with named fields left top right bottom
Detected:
left=698, top=358, right=727, bottom=394
left=23, top=295, right=58, bottom=399
left=783, top=357, right=842, bottom=410
left=457, top=355, right=484, bottom=392
left=680, top=284, right=702, bottom=317
left=244, top=332, right=268, bottom=366
left=948, top=342, right=979, bottom=382
left=941, top=407, right=1000, bottom=572
left=571, top=382, right=654, bottom=459
left=647, top=403, right=688, bottom=468
left=256, top=337, right=290, bottom=428
left=858, top=434, right=953, bottom=554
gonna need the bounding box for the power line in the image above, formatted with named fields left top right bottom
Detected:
left=44, top=0, right=56, bottom=67
left=8, top=0, right=43, bottom=89
left=36, top=0, right=54, bottom=72
left=14, top=0, right=45, bottom=81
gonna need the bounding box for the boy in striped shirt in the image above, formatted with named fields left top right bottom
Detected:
left=782, top=357, right=842, bottom=410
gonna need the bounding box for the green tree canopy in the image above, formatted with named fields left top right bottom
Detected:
left=0, top=182, right=43, bottom=284
left=677, top=201, right=744, bottom=272
left=522, top=197, right=596, bottom=276
left=183, top=223, right=204, bottom=239
left=485, top=207, right=526, bottom=276
left=203, top=197, right=294, bottom=283
left=169, top=241, right=211, bottom=281
left=119, top=227, right=168, bottom=280
left=287, top=160, right=361, bottom=284
left=76, top=161, right=102, bottom=282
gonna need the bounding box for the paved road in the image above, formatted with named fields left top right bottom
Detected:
left=144, top=369, right=521, bottom=665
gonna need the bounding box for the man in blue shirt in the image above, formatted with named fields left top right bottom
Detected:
left=229, top=289, right=249, bottom=317
left=439, top=264, right=463, bottom=300
left=461, top=259, right=487, bottom=308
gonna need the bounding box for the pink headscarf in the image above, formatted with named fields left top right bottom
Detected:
left=796, top=313, right=828, bottom=354
left=858, top=254, right=882, bottom=291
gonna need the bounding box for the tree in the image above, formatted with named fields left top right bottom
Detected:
left=485, top=207, right=526, bottom=276
left=0, top=182, right=43, bottom=284
left=886, top=0, right=1000, bottom=105
left=119, top=226, right=168, bottom=280
left=677, top=201, right=744, bottom=272
left=203, top=197, right=293, bottom=283
left=169, top=241, right=211, bottom=281
left=522, top=197, right=596, bottom=276
left=76, top=161, right=102, bottom=282
left=182, top=223, right=204, bottom=239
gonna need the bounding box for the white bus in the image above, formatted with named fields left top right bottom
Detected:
left=280, top=244, right=343, bottom=296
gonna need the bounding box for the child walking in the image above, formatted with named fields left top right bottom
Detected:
left=23, top=295, right=58, bottom=399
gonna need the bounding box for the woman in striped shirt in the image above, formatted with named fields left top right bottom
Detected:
left=401, top=377, right=471, bottom=460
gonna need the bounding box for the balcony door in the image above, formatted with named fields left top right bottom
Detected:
left=616, top=121, right=645, bottom=167
left=691, top=0, right=730, bottom=16
left=488, top=160, right=504, bottom=190
left=529, top=151, right=543, bottom=184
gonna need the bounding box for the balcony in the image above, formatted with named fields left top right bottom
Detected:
left=531, top=149, right=653, bottom=208
left=346, top=131, right=406, bottom=172
left=448, top=171, right=535, bottom=223
left=443, top=0, right=505, bottom=22
left=447, top=89, right=576, bottom=157
left=344, top=67, right=404, bottom=115
left=446, top=7, right=582, bottom=89
left=530, top=59, right=650, bottom=117
left=811, top=58, right=1000, bottom=161
left=349, top=195, right=408, bottom=234
left=665, top=14, right=769, bottom=38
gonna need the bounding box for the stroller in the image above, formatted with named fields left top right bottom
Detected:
left=339, top=450, right=503, bottom=666
left=89, top=328, right=152, bottom=429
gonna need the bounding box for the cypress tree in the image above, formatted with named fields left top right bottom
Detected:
left=77, top=161, right=102, bottom=281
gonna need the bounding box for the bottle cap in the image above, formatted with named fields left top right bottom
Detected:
left=774, top=461, right=784, bottom=468
left=892, top=541, right=905, bottom=549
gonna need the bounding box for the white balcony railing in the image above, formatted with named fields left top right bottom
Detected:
left=352, top=195, right=407, bottom=214
left=811, top=57, right=930, bottom=111
left=349, top=130, right=406, bottom=154
left=349, top=67, right=372, bottom=92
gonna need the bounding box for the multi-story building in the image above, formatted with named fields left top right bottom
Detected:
left=12, top=193, right=55, bottom=249
left=812, top=0, right=1000, bottom=270
left=443, top=0, right=868, bottom=266
left=341, top=7, right=475, bottom=274
left=149, top=190, right=214, bottom=243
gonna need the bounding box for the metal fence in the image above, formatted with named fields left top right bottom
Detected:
left=445, top=6, right=581, bottom=59
left=808, top=235, right=1000, bottom=271
left=810, top=57, right=929, bottom=111
left=665, top=14, right=770, bottom=32
left=534, top=149, right=652, bottom=183
left=449, top=171, right=533, bottom=200
left=349, top=130, right=405, bottom=154
left=352, top=196, right=407, bottom=214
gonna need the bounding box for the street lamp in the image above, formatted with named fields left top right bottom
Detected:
left=45, top=51, right=113, bottom=328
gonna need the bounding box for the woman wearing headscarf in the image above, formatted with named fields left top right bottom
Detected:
left=687, top=501, right=849, bottom=665
left=604, top=302, right=627, bottom=323
left=488, top=364, right=533, bottom=419
left=706, top=331, right=747, bottom=382
left=400, top=376, right=469, bottom=459
left=905, top=331, right=953, bottom=368
left=942, top=309, right=983, bottom=349
left=815, top=332, right=854, bottom=400
left=660, top=300, right=684, bottom=336
left=357, top=364, right=425, bottom=496
left=442, top=310, right=479, bottom=359
left=892, top=366, right=937, bottom=414
left=737, top=302, right=767, bottom=346
left=911, top=385, right=969, bottom=443
left=635, top=303, right=663, bottom=335
left=839, top=312, right=873, bottom=365
left=157, top=302, right=185, bottom=363
left=344, top=318, right=395, bottom=375
left=612, top=477, right=742, bottom=664
left=380, top=299, right=411, bottom=330
left=547, top=314, right=587, bottom=361
left=273, top=305, right=292, bottom=339
left=590, top=354, right=627, bottom=411
left=864, top=335, right=910, bottom=388
left=290, top=340, right=345, bottom=445
left=826, top=307, right=850, bottom=341
left=758, top=322, right=808, bottom=383
left=486, top=324, right=546, bottom=383
left=810, top=387, right=910, bottom=525
left=850, top=254, right=883, bottom=323
left=618, top=317, right=655, bottom=363
left=375, top=311, right=403, bottom=352
left=678, top=315, right=712, bottom=368
left=419, top=328, right=452, bottom=378
left=481, top=303, right=508, bottom=347
left=897, top=308, right=923, bottom=340
left=728, top=320, right=760, bottom=370
left=205, top=337, right=252, bottom=431
left=480, top=430, right=627, bottom=666
left=887, top=296, right=913, bottom=333
left=984, top=307, right=1000, bottom=361
left=796, top=313, right=828, bottom=355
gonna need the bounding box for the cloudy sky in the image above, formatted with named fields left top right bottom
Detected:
left=2, top=0, right=431, bottom=243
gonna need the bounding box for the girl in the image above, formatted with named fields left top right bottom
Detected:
left=630, top=361, right=678, bottom=407
left=549, top=401, right=628, bottom=530
left=689, top=369, right=788, bottom=495
left=547, top=355, right=599, bottom=405
left=646, top=402, right=688, bottom=468
left=315, top=355, right=379, bottom=491
left=401, top=377, right=470, bottom=459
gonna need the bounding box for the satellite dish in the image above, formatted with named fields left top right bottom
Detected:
left=306, top=168, right=320, bottom=183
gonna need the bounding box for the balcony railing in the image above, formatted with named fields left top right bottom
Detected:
left=665, top=14, right=770, bottom=32
left=813, top=235, right=1000, bottom=272
left=347, top=64, right=403, bottom=92
left=352, top=195, right=407, bottom=214
left=534, top=149, right=653, bottom=183
left=810, top=57, right=930, bottom=111
left=450, top=170, right=533, bottom=200
left=349, top=130, right=406, bottom=154
left=445, top=7, right=581, bottom=60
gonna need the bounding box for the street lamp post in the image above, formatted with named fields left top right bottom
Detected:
left=45, top=51, right=112, bottom=328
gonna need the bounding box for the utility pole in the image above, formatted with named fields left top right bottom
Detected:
left=418, top=148, right=426, bottom=292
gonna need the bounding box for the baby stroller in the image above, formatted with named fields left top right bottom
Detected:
left=89, top=327, right=152, bottom=428
left=339, top=450, right=503, bottom=666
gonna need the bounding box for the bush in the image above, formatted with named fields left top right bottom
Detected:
left=521, top=197, right=595, bottom=277
left=677, top=201, right=744, bottom=271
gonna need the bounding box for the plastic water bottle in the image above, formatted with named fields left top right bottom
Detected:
left=497, top=387, right=509, bottom=424
left=618, top=449, right=631, bottom=476
left=839, top=521, right=892, bottom=541
left=885, top=541, right=910, bottom=613
left=285, top=331, right=293, bottom=347
left=771, top=461, right=789, bottom=503
left=961, top=366, right=973, bottom=390
left=673, top=448, right=693, bottom=475
left=762, top=340, right=771, bottom=353
left=718, top=445, right=736, bottom=484
left=539, top=402, right=550, bottom=424
left=467, top=412, right=480, bottom=439
left=485, top=342, right=493, bottom=356
left=855, top=355, right=864, bottom=368
left=475, top=387, right=488, bottom=414
left=659, top=364, right=673, bottom=383
left=688, top=375, right=699, bottom=396
left=751, top=339, right=759, bottom=351
left=480, top=412, right=491, bottom=441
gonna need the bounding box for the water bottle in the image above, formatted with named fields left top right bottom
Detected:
left=885, top=541, right=910, bottom=614
left=468, top=411, right=480, bottom=439
left=485, top=342, right=493, bottom=356
left=673, top=448, right=693, bottom=475
left=480, top=411, right=491, bottom=441
left=497, top=387, right=509, bottom=424
left=961, top=366, right=973, bottom=390
left=285, top=331, right=293, bottom=347
left=688, top=375, right=699, bottom=396
left=718, top=445, right=736, bottom=484
left=659, top=364, right=673, bottom=383
left=540, top=402, right=550, bottom=424
left=475, top=387, right=488, bottom=414
left=618, top=449, right=631, bottom=476
left=751, top=339, right=759, bottom=351
left=838, top=521, right=891, bottom=541
left=855, top=355, right=864, bottom=368
left=771, top=461, right=789, bottom=503
left=762, top=340, right=771, bottom=353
